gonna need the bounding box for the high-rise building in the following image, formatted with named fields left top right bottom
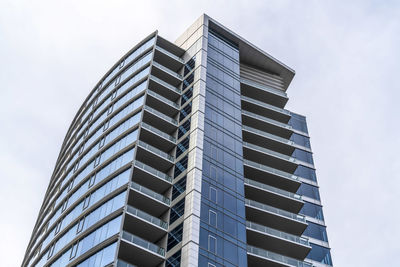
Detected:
left=23, top=14, right=333, bottom=267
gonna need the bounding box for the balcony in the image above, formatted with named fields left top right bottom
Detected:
left=146, top=89, right=179, bottom=117
left=242, top=110, right=293, bottom=139
left=243, top=141, right=298, bottom=173
left=246, top=221, right=311, bottom=260
left=244, top=178, right=304, bottom=213
left=143, top=105, right=177, bottom=134
left=139, top=122, right=175, bottom=152
left=148, top=75, right=180, bottom=103
left=154, top=45, right=183, bottom=72
left=243, top=159, right=301, bottom=192
left=241, top=78, right=288, bottom=108
left=241, top=95, right=290, bottom=123
left=132, top=161, right=171, bottom=193
left=151, top=61, right=181, bottom=87
left=129, top=181, right=170, bottom=217
left=245, top=199, right=307, bottom=235
left=125, top=205, right=167, bottom=242
left=247, top=245, right=312, bottom=267
left=136, top=140, right=174, bottom=172
left=119, top=231, right=165, bottom=267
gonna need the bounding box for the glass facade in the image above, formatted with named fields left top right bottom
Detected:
left=24, top=16, right=333, bottom=267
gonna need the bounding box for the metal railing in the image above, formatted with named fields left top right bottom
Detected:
left=245, top=199, right=306, bottom=223
left=247, top=245, right=312, bottom=267
left=153, top=61, right=182, bottom=80
left=131, top=181, right=170, bottom=205
left=138, top=140, right=174, bottom=162
left=144, top=106, right=177, bottom=125
left=122, top=231, right=165, bottom=256
left=141, top=122, right=176, bottom=142
left=150, top=75, right=180, bottom=94
left=134, top=161, right=172, bottom=183
left=243, top=159, right=299, bottom=182
left=127, top=205, right=168, bottom=229
left=244, top=178, right=302, bottom=201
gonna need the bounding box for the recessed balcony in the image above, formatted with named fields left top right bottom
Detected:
left=146, top=89, right=179, bottom=117
left=245, top=199, right=307, bottom=235
left=243, top=159, right=301, bottom=192
left=119, top=231, right=165, bottom=267
left=148, top=75, right=180, bottom=100
left=139, top=122, right=176, bottom=152
left=154, top=45, right=183, bottom=72
left=136, top=140, right=174, bottom=172
left=246, top=221, right=311, bottom=260
left=247, top=245, right=312, bottom=267
left=132, top=160, right=172, bottom=193
left=143, top=105, right=177, bottom=134
left=151, top=61, right=182, bottom=87
left=244, top=178, right=304, bottom=213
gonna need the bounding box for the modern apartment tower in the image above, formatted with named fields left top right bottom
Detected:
left=23, top=15, right=333, bottom=267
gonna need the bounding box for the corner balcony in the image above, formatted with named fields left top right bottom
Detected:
left=132, top=161, right=172, bottom=193
left=124, top=205, right=167, bottom=242
left=246, top=221, right=311, bottom=260
left=240, top=78, right=289, bottom=108
left=139, top=122, right=176, bottom=152
left=247, top=245, right=312, bottom=267
left=243, top=159, right=301, bottom=192
left=143, top=105, right=177, bottom=134
left=148, top=75, right=180, bottom=101
left=146, top=89, right=179, bottom=118
left=241, top=95, right=291, bottom=123
left=244, top=178, right=303, bottom=213
left=119, top=231, right=165, bottom=267
left=136, top=140, right=174, bottom=172
left=129, top=181, right=170, bottom=217
left=242, top=109, right=293, bottom=139
left=243, top=141, right=299, bottom=173
left=245, top=199, right=307, bottom=236
left=151, top=61, right=182, bottom=87
left=154, top=45, right=183, bottom=72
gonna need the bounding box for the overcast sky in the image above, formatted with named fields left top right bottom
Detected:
left=1, top=1, right=399, bottom=266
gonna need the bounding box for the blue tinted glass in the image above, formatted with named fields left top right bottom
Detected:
left=289, top=113, right=308, bottom=133
left=303, top=221, right=328, bottom=242
left=292, top=149, right=314, bottom=165
left=297, top=183, right=321, bottom=201
left=295, top=166, right=317, bottom=181
left=300, top=202, right=324, bottom=221
left=166, top=250, right=181, bottom=267
left=290, top=133, right=311, bottom=148
left=307, top=243, right=333, bottom=265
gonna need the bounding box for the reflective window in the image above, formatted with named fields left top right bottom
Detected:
left=172, top=176, right=186, bottom=201
left=290, top=133, right=311, bottom=149
left=166, top=250, right=181, bottom=267
left=76, top=242, right=117, bottom=267
left=307, top=243, right=333, bottom=265
left=167, top=223, right=183, bottom=251
left=297, top=183, right=321, bottom=201
left=289, top=113, right=308, bottom=133
left=170, top=199, right=185, bottom=224
left=300, top=202, right=324, bottom=221
left=295, top=165, right=317, bottom=182
left=303, top=221, right=329, bottom=242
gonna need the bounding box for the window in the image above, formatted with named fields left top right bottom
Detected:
left=76, top=218, right=85, bottom=234
left=94, top=155, right=101, bottom=167
left=307, top=243, right=333, bottom=265
left=174, top=155, right=188, bottom=178
left=167, top=223, right=183, bottom=251
left=209, top=187, right=217, bottom=203
left=300, top=202, right=324, bottom=221
left=83, top=195, right=90, bottom=210
left=99, top=137, right=106, bottom=148
left=170, top=198, right=185, bottom=224
left=303, top=221, right=328, bottom=242
left=61, top=199, right=68, bottom=212
left=172, top=176, right=186, bottom=200
left=208, top=263, right=216, bottom=267
left=166, top=250, right=181, bottom=267
left=295, top=166, right=317, bottom=182
left=107, top=105, right=113, bottom=115
left=178, top=119, right=191, bottom=139
left=55, top=221, right=62, bottom=234
left=209, top=210, right=217, bottom=227
left=176, top=136, right=190, bottom=158
left=297, top=183, right=321, bottom=201
left=208, top=235, right=216, bottom=253
left=69, top=242, right=78, bottom=259
left=88, top=175, right=96, bottom=187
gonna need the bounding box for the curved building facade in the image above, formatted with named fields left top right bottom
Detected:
left=23, top=15, right=333, bottom=267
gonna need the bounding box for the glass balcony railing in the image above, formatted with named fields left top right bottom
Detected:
left=122, top=231, right=165, bottom=257
left=134, top=161, right=172, bottom=183
left=147, top=90, right=180, bottom=109
left=242, top=110, right=292, bottom=130
left=241, top=78, right=288, bottom=98
left=246, top=221, right=309, bottom=246
left=150, top=75, right=180, bottom=94
left=131, top=181, right=170, bottom=205
left=155, top=46, right=184, bottom=63
left=244, top=178, right=302, bottom=201
left=141, top=122, right=176, bottom=143
left=243, top=141, right=296, bottom=163
left=138, top=140, right=174, bottom=162
left=153, top=62, right=182, bottom=80
left=243, top=125, right=294, bottom=146
left=144, top=106, right=178, bottom=125
left=245, top=199, right=306, bottom=223
left=243, top=159, right=299, bottom=182
left=126, top=205, right=168, bottom=229
left=117, top=259, right=138, bottom=267
left=241, top=95, right=290, bottom=115
left=247, top=245, right=312, bottom=267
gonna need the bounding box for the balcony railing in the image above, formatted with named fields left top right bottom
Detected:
left=144, top=106, right=177, bottom=125
left=138, top=140, right=174, bottom=162
left=242, top=95, right=290, bottom=115
left=243, top=125, right=293, bottom=145
left=131, top=181, right=170, bottom=205
left=134, top=161, right=172, bottom=183
left=147, top=89, right=180, bottom=109
left=117, top=259, right=138, bottom=267
left=244, top=159, right=299, bottom=182
left=244, top=178, right=302, bottom=201
left=155, top=46, right=184, bottom=63
left=242, top=110, right=292, bottom=130
left=241, top=78, right=287, bottom=98
left=150, top=75, right=180, bottom=94
left=127, top=205, right=168, bottom=229
left=246, top=221, right=309, bottom=246
left=244, top=141, right=296, bottom=162
left=245, top=199, right=306, bottom=223
left=153, top=62, right=182, bottom=80
left=141, top=122, right=176, bottom=143
left=247, top=245, right=312, bottom=267
left=122, top=231, right=165, bottom=256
